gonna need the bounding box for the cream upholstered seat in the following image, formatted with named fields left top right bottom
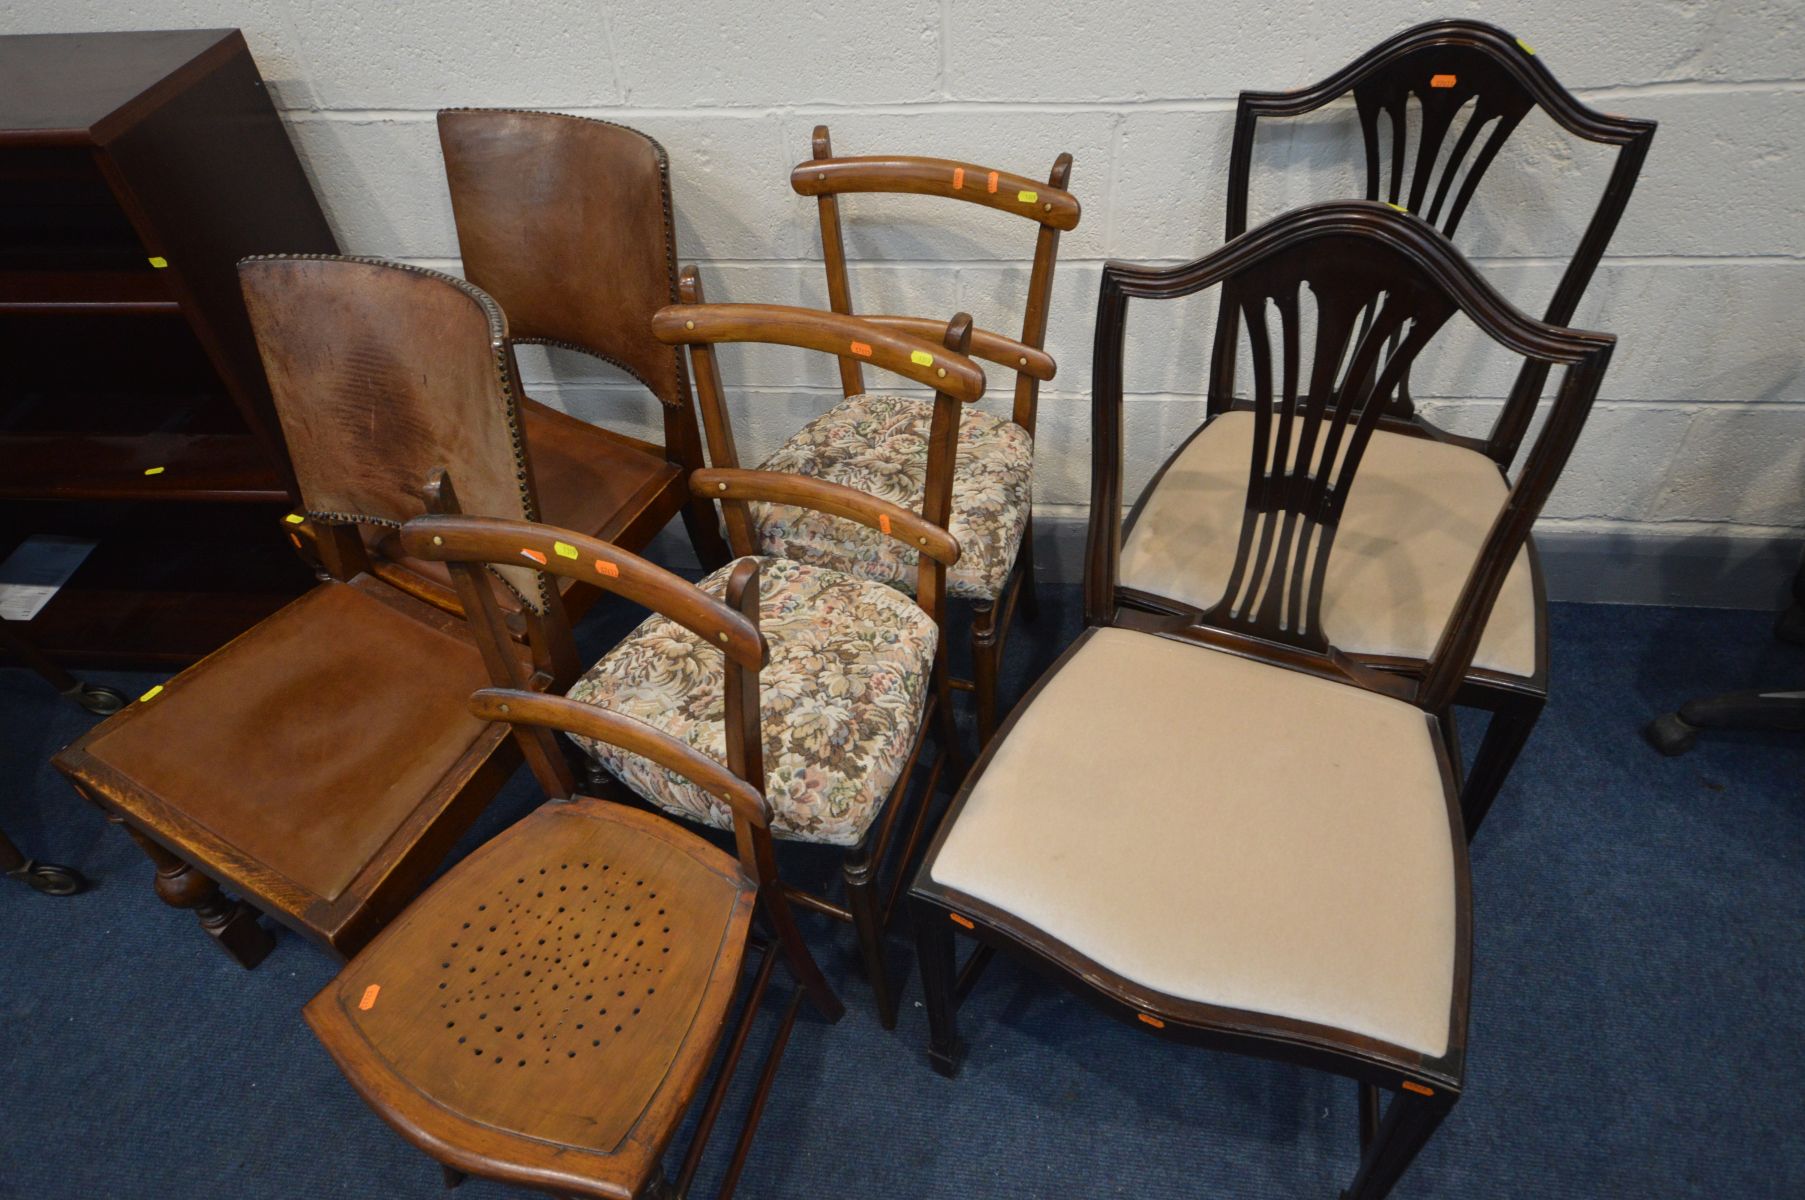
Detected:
left=1119, top=410, right=1537, bottom=678
left=929, top=626, right=1459, bottom=1057
left=750, top=393, right=1033, bottom=601
left=568, top=556, right=937, bottom=848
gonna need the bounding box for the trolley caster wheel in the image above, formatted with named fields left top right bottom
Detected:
left=73, top=684, right=126, bottom=716
left=1643, top=712, right=1698, bottom=757
left=10, top=861, right=89, bottom=896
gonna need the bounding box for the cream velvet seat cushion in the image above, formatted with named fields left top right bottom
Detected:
left=929, top=626, right=1459, bottom=1058
left=751, top=393, right=1033, bottom=602
left=568, top=556, right=937, bottom=848
left=1119, top=410, right=1537, bottom=678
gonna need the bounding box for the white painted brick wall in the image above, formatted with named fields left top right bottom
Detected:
left=13, top=0, right=1803, bottom=553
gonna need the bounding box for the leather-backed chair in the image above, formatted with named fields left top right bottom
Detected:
left=51, top=257, right=570, bottom=961
left=438, top=109, right=732, bottom=576
left=921, top=203, right=1615, bottom=1199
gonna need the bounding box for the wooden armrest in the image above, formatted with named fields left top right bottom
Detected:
left=469, top=689, right=773, bottom=831
left=652, top=303, right=985, bottom=403
left=792, top=155, right=1081, bottom=231
left=860, top=316, right=1055, bottom=381
left=399, top=513, right=766, bottom=670
left=692, top=467, right=961, bottom=567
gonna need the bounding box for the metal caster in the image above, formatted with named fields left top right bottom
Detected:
left=9, top=860, right=89, bottom=896
left=72, top=683, right=126, bottom=716
left=1643, top=712, right=1698, bottom=757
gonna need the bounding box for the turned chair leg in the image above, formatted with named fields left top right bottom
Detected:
left=913, top=901, right=962, bottom=1076
left=679, top=493, right=733, bottom=572
left=107, top=813, right=273, bottom=968
left=971, top=603, right=1001, bottom=748
left=1342, top=1085, right=1456, bottom=1200
left=1460, top=696, right=1542, bottom=839
left=842, top=851, right=897, bottom=1029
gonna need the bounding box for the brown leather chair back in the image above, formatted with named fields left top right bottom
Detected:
left=437, top=109, right=687, bottom=410
left=239, top=254, right=552, bottom=612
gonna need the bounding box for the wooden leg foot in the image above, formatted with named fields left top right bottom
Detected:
left=843, top=852, right=896, bottom=1030
left=971, top=604, right=1000, bottom=749
left=913, top=900, right=963, bottom=1075
left=1460, top=698, right=1541, bottom=839
left=111, top=813, right=275, bottom=969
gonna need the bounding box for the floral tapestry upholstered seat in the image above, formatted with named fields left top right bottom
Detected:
left=749, top=393, right=1034, bottom=602
left=567, top=556, right=939, bottom=847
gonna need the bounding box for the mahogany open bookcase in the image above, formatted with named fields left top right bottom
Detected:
left=0, top=29, right=335, bottom=664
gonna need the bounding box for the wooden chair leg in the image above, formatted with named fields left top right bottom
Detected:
left=913, top=900, right=962, bottom=1076
left=439, top=1163, right=467, bottom=1189
left=1460, top=696, right=1543, bottom=840
left=970, top=603, right=1001, bottom=748
left=679, top=492, right=733, bottom=572
left=842, top=849, right=897, bottom=1029
left=1341, top=1085, right=1455, bottom=1200
left=107, top=813, right=273, bottom=968
left=1016, top=525, right=1039, bottom=623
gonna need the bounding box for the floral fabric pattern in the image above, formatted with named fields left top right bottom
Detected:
left=567, top=557, right=938, bottom=847
left=751, top=393, right=1033, bottom=601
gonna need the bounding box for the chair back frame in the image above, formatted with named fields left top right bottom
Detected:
left=437, top=108, right=723, bottom=555
left=793, top=124, right=1077, bottom=436
left=1087, top=201, right=1614, bottom=715
left=1222, top=19, right=1652, bottom=462
left=398, top=483, right=838, bottom=1015
left=653, top=273, right=983, bottom=634
left=238, top=254, right=554, bottom=615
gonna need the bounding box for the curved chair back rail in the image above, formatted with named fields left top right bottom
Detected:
left=651, top=302, right=987, bottom=403
left=1223, top=19, right=1652, bottom=456
left=795, top=124, right=1074, bottom=433
left=399, top=511, right=766, bottom=671
left=659, top=272, right=980, bottom=628
left=1088, top=200, right=1614, bottom=713
left=469, top=688, right=773, bottom=834
left=791, top=153, right=1082, bottom=230
left=237, top=254, right=552, bottom=615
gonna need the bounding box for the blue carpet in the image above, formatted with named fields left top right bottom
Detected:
left=3, top=591, right=1802, bottom=1198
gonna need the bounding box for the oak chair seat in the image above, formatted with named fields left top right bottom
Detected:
left=361, top=397, right=684, bottom=616
left=570, top=555, right=939, bottom=848
left=1119, top=410, right=1537, bottom=678
left=307, top=797, right=758, bottom=1200
left=929, top=625, right=1458, bottom=1057
left=54, top=576, right=515, bottom=954
left=751, top=393, right=1033, bottom=602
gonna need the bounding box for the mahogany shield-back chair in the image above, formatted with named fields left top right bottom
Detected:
left=918, top=203, right=1614, bottom=1199
left=49, top=257, right=568, bottom=962
left=409, top=298, right=982, bottom=1028
left=761, top=125, right=1078, bottom=744
left=1110, top=20, right=1655, bottom=835
left=439, top=109, right=730, bottom=574
left=290, top=111, right=729, bottom=615
left=306, top=501, right=848, bottom=1200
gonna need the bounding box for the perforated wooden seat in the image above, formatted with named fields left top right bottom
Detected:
left=307, top=798, right=757, bottom=1200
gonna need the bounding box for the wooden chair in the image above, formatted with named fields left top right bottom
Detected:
left=919, top=202, right=1614, bottom=1198
left=757, top=125, right=1079, bottom=744
left=437, top=109, right=732, bottom=576
left=398, top=301, right=981, bottom=1029
left=1107, top=19, right=1656, bottom=836
left=306, top=501, right=846, bottom=1200
left=49, top=257, right=567, bottom=961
